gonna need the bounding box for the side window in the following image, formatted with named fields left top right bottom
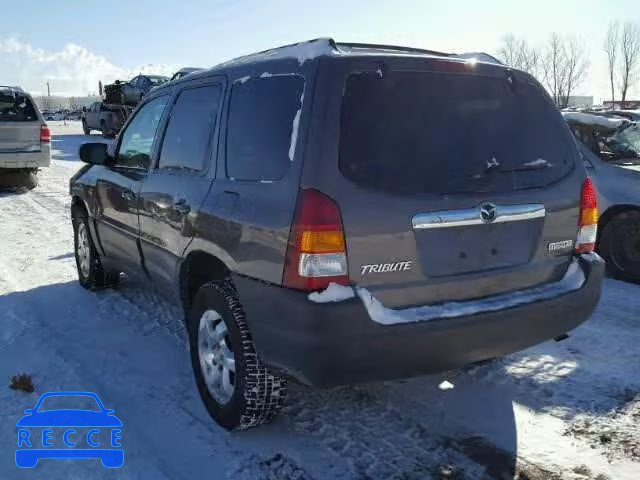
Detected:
left=226, top=76, right=304, bottom=181
left=158, top=84, right=221, bottom=172
left=115, top=96, right=168, bottom=169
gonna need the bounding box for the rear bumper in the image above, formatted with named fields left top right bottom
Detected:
left=234, top=254, right=604, bottom=387
left=0, top=147, right=51, bottom=169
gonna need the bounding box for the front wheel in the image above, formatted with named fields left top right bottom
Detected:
left=101, top=121, right=111, bottom=139
left=73, top=213, right=119, bottom=290
left=188, top=279, right=287, bottom=430
left=599, top=211, right=640, bottom=282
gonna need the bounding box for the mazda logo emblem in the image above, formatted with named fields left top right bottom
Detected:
left=480, top=203, right=498, bottom=223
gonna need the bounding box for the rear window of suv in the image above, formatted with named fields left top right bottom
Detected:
left=339, top=71, right=576, bottom=195
left=0, top=91, right=38, bottom=122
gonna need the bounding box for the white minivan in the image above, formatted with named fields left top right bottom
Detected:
left=0, top=86, right=50, bottom=189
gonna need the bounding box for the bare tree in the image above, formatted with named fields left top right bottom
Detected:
left=541, top=33, right=565, bottom=106
left=497, top=34, right=522, bottom=67
left=619, top=21, right=640, bottom=103
left=541, top=33, right=589, bottom=108
left=563, top=37, right=589, bottom=107
left=497, top=34, right=542, bottom=80
left=604, top=21, right=620, bottom=105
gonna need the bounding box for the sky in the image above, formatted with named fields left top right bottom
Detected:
left=1, top=0, right=639, bottom=101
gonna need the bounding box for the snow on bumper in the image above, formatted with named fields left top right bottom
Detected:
left=309, top=255, right=594, bottom=326
left=234, top=254, right=605, bottom=386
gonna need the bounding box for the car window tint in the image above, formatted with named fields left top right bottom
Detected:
left=340, top=71, right=576, bottom=195
left=158, top=84, right=221, bottom=172
left=226, top=76, right=304, bottom=181
left=0, top=91, right=38, bottom=122
left=116, top=96, right=168, bottom=169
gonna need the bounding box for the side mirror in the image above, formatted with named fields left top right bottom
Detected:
left=82, top=106, right=87, bottom=112
left=79, top=143, right=108, bottom=165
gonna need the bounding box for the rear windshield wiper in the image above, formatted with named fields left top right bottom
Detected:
left=485, top=159, right=552, bottom=174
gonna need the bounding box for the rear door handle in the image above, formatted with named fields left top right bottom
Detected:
left=172, top=199, right=191, bottom=215
left=121, top=189, right=134, bottom=201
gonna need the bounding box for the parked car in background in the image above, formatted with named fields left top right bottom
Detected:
left=564, top=113, right=640, bottom=281
left=0, top=86, right=50, bottom=190
left=81, top=102, right=132, bottom=138
left=65, top=110, right=83, bottom=120
left=605, top=110, right=640, bottom=122
left=70, top=39, right=604, bottom=431
left=170, top=67, right=203, bottom=81
left=44, top=111, right=66, bottom=121
left=105, top=75, right=170, bottom=106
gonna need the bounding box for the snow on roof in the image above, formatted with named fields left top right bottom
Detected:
left=217, top=38, right=335, bottom=69
left=562, top=111, right=627, bottom=129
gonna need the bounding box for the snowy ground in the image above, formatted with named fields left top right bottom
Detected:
left=1, top=121, right=639, bottom=479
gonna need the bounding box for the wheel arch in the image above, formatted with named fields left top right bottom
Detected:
left=179, top=250, right=233, bottom=314
left=70, top=195, right=90, bottom=220
left=597, top=204, right=640, bottom=247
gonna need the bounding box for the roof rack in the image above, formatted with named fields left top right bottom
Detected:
left=0, top=85, right=24, bottom=91
left=336, top=42, right=451, bottom=57
left=455, top=52, right=503, bottom=65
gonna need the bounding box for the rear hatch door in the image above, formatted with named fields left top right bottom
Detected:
left=310, top=61, right=584, bottom=308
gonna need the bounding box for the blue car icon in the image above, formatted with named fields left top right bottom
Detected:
left=16, top=391, right=123, bottom=468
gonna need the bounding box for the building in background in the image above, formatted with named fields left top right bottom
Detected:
left=603, top=100, right=640, bottom=110
left=33, top=95, right=101, bottom=112
left=566, top=96, right=594, bottom=108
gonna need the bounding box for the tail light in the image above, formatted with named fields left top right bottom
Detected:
left=40, top=125, right=51, bottom=144
left=283, top=189, right=349, bottom=291
left=576, top=178, right=598, bottom=253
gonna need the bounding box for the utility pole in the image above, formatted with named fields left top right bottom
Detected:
left=47, top=82, right=50, bottom=97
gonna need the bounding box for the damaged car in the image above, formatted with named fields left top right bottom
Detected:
left=70, top=39, right=605, bottom=430
left=564, top=111, right=640, bottom=281
left=104, top=75, right=169, bottom=106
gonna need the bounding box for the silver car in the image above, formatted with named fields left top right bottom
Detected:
left=565, top=112, right=640, bottom=281
left=0, top=86, right=50, bottom=189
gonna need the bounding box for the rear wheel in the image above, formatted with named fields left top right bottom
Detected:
left=101, top=120, right=110, bottom=138
left=599, top=211, right=640, bottom=282
left=0, top=168, right=37, bottom=191
left=188, top=279, right=287, bottom=430
left=73, top=211, right=119, bottom=290
left=82, top=120, right=90, bottom=135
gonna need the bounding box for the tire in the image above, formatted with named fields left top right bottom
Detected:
left=599, top=211, right=640, bottom=282
left=0, top=169, right=37, bottom=191
left=82, top=120, right=90, bottom=135
left=188, top=279, right=287, bottom=430
left=101, top=121, right=110, bottom=139
left=72, top=212, right=119, bottom=290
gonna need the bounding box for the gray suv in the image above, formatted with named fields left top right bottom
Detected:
left=0, top=86, right=50, bottom=189
left=69, top=39, right=605, bottom=430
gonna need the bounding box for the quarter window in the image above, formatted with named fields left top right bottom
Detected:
left=158, top=85, right=221, bottom=172
left=115, top=96, right=168, bottom=169
left=226, top=76, right=304, bottom=181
